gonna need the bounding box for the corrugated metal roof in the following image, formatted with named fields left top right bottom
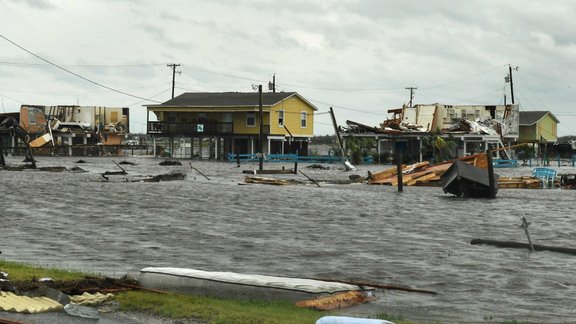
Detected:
left=0, top=291, right=63, bottom=313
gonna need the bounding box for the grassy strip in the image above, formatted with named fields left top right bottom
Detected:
left=0, top=259, right=87, bottom=281
left=0, top=259, right=409, bottom=324
left=116, top=290, right=325, bottom=323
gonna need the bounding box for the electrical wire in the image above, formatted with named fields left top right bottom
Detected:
left=0, top=91, right=25, bottom=105
left=514, top=71, right=550, bottom=110
left=0, top=61, right=166, bottom=68
left=420, top=64, right=508, bottom=90
left=124, top=88, right=172, bottom=107
left=0, top=34, right=165, bottom=104
left=307, top=98, right=389, bottom=115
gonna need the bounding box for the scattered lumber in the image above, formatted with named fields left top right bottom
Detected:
left=244, top=176, right=303, bottom=185
left=368, top=153, right=545, bottom=189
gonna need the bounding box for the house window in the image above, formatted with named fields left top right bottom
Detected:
left=246, top=112, right=256, bottom=127
left=278, top=110, right=284, bottom=126
left=28, top=109, right=36, bottom=125
left=300, top=112, right=307, bottom=128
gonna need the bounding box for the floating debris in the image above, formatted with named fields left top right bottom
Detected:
left=441, top=160, right=498, bottom=198
left=159, top=160, right=182, bottom=166
left=130, top=172, right=187, bottom=182
left=295, top=290, right=377, bottom=310
left=560, top=174, right=576, bottom=189
left=38, top=166, right=67, bottom=172
left=307, top=164, right=330, bottom=170
left=244, top=176, right=304, bottom=185
left=118, top=161, right=136, bottom=165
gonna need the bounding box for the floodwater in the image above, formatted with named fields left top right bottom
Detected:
left=2, top=155, right=576, bottom=323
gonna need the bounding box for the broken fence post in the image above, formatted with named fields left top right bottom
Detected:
left=520, top=216, right=535, bottom=252
left=298, top=170, right=321, bottom=187
left=189, top=163, right=210, bottom=180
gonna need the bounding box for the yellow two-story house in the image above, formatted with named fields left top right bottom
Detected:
left=518, top=111, right=559, bottom=143
left=145, top=92, right=317, bottom=159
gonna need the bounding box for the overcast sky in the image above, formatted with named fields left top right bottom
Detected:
left=1, top=0, right=575, bottom=136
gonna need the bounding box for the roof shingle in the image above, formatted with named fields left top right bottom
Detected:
left=519, top=111, right=559, bottom=125
left=161, top=92, right=299, bottom=107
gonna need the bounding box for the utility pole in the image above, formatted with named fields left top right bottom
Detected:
left=268, top=74, right=276, bottom=93
left=167, top=63, right=181, bottom=99
left=258, top=85, right=264, bottom=171
left=507, top=65, right=517, bottom=104
left=405, top=86, right=417, bottom=107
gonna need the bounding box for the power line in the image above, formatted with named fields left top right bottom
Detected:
left=0, top=61, right=166, bottom=68
left=180, top=65, right=267, bottom=83
left=420, top=64, right=507, bottom=90
left=308, top=98, right=389, bottom=116
left=0, top=33, right=164, bottom=104
left=124, top=88, right=172, bottom=107
left=0, top=91, right=24, bottom=105
left=277, top=81, right=404, bottom=93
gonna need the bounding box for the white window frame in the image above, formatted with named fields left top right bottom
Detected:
left=300, top=111, right=307, bottom=128
left=278, top=110, right=284, bottom=126
left=246, top=112, right=256, bottom=127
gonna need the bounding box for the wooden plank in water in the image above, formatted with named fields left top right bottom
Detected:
left=242, top=169, right=295, bottom=175
left=471, top=238, right=576, bottom=255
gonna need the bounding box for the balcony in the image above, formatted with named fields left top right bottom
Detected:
left=148, top=121, right=233, bottom=135
left=148, top=121, right=270, bottom=136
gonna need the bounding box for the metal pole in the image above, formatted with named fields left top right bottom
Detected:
left=520, top=216, right=535, bottom=252
left=258, top=85, right=264, bottom=171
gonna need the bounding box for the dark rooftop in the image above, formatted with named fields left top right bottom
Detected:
left=158, top=92, right=306, bottom=108
left=519, top=111, right=559, bottom=125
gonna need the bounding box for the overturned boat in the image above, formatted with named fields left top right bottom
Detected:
left=441, top=160, right=498, bottom=198
left=138, top=267, right=376, bottom=309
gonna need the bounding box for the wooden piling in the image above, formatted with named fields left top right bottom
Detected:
left=0, top=136, right=5, bottom=167
left=396, top=148, right=403, bottom=192
left=486, top=150, right=496, bottom=198
left=471, top=238, right=576, bottom=255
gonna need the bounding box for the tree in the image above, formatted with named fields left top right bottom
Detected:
left=421, top=135, right=457, bottom=164
left=514, top=144, right=535, bottom=165
left=345, top=137, right=376, bottom=164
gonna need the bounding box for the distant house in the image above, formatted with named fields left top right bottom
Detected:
left=518, top=111, right=559, bottom=143
left=145, top=92, right=317, bottom=159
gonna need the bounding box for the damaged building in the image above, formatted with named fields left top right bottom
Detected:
left=0, top=105, right=129, bottom=157
left=343, top=103, right=519, bottom=163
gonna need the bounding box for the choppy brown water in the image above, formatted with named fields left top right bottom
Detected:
left=2, top=155, right=576, bottom=323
